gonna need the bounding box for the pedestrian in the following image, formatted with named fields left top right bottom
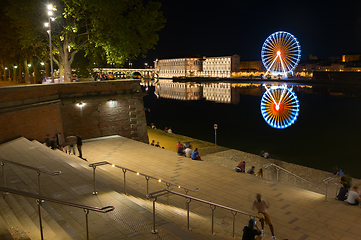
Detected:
left=45, top=134, right=50, bottom=147
left=235, top=161, right=246, bottom=173
left=76, top=135, right=83, bottom=158
left=66, top=135, right=77, bottom=155
left=247, top=166, right=256, bottom=175
left=252, top=194, right=277, bottom=240
left=242, top=219, right=262, bottom=240
left=256, top=169, right=263, bottom=178
left=49, top=136, right=57, bottom=150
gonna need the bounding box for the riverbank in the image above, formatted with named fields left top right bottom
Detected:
left=148, top=128, right=360, bottom=194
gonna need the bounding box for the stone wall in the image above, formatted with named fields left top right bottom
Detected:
left=0, top=80, right=149, bottom=144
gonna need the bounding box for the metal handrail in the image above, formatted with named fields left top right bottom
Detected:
left=0, top=157, right=61, bottom=175
left=0, top=157, right=61, bottom=196
left=263, top=163, right=325, bottom=193
left=89, top=161, right=199, bottom=201
left=323, top=177, right=341, bottom=201
left=0, top=186, right=114, bottom=240
left=147, top=189, right=257, bottom=237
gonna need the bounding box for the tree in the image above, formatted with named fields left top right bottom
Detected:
left=6, top=0, right=165, bottom=82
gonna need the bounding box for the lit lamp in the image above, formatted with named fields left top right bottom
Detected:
left=44, top=4, right=56, bottom=83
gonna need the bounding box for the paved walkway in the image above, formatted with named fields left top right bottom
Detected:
left=81, top=136, right=361, bottom=240
left=0, top=136, right=360, bottom=239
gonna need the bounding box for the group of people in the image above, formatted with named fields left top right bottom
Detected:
left=45, top=134, right=84, bottom=159
left=260, top=150, right=270, bottom=159
left=335, top=171, right=360, bottom=205
left=235, top=161, right=263, bottom=177
left=94, top=72, right=115, bottom=81
left=242, top=193, right=277, bottom=240
left=150, top=123, right=173, bottom=134
left=177, top=141, right=201, bottom=160
left=150, top=140, right=164, bottom=148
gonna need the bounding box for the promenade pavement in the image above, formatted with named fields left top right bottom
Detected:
left=0, top=135, right=360, bottom=239
left=81, top=135, right=361, bottom=240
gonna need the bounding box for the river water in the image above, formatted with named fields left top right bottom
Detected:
left=143, top=81, right=361, bottom=178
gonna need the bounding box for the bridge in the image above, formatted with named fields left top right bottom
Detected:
left=93, top=68, right=157, bottom=80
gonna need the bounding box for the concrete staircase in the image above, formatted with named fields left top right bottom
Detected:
left=0, top=137, right=241, bottom=240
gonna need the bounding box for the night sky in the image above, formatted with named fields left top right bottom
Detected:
left=141, top=0, right=361, bottom=65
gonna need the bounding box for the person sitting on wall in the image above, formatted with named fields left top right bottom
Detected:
left=346, top=186, right=361, bottom=205
left=185, top=146, right=193, bottom=158
left=177, top=144, right=185, bottom=156
left=155, top=142, right=160, bottom=147
left=191, top=148, right=201, bottom=160
left=336, top=172, right=352, bottom=201
left=151, top=123, right=156, bottom=129
left=256, top=169, right=263, bottom=178
left=184, top=142, right=191, bottom=149
left=247, top=166, right=256, bottom=175
left=176, top=141, right=182, bottom=149
left=150, top=140, right=155, bottom=146
left=332, top=165, right=339, bottom=175
left=339, top=168, right=345, bottom=177
left=260, top=150, right=265, bottom=157
left=164, top=127, right=168, bottom=132
left=168, top=127, right=173, bottom=133
left=263, top=152, right=270, bottom=159
left=236, top=161, right=246, bottom=173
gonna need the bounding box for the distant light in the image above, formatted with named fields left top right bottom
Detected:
left=277, top=51, right=281, bottom=56
left=47, top=4, right=53, bottom=10
left=14, top=66, right=18, bottom=69
left=4, top=67, right=7, bottom=70
left=76, top=102, right=84, bottom=107
left=136, top=172, right=139, bottom=175
left=40, top=62, right=45, bottom=66
left=112, top=164, right=115, bottom=167
left=158, top=179, right=161, bottom=182
left=27, top=64, right=31, bottom=67
left=44, top=22, right=49, bottom=27
left=50, top=17, right=55, bottom=21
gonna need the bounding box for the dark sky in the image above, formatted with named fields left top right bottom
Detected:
left=141, top=0, right=361, bottom=65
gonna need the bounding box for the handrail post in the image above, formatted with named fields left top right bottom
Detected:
left=151, top=197, right=158, bottom=234
left=92, top=166, right=98, bottom=195
left=325, top=182, right=328, bottom=202
left=276, top=167, right=279, bottom=182
left=122, top=169, right=127, bottom=195
left=145, top=176, right=150, bottom=195
left=166, top=183, right=171, bottom=205
left=186, top=197, right=191, bottom=230
left=264, top=167, right=267, bottom=183
left=37, top=171, right=41, bottom=195
left=231, top=211, right=237, bottom=238
left=1, top=162, right=5, bottom=187
left=84, top=209, right=89, bottom=240
left=210, top=205, right=216, bottom=235
left=36, top=199, right=44, bottom=240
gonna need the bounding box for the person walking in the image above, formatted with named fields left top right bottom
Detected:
left=252, top=193, right=277, bottom=240
left=66, top=135, right=77, bottom=155
left=76, top=135, right=83, bottom=158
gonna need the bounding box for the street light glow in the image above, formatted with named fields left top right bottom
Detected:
left=47, top=4, right=53, bottom=10
left=44, top=22, right=49, bottom=27
left=48, top=11, right=53, bottom=16
left=28, top=64, right=31, bottom=67
left=40, top=62, right=45, bottom=66
left=5, top=67, right=8, bottom=70
left=14, top=66, right=18, bottom=69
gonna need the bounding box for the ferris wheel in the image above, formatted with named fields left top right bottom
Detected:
left=261, top=31, right=301, bottom=78
left=260, top=84, right=299, bottom=129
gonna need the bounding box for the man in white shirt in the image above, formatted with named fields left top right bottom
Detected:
left=347, top=186, right=361, bottom=205
left=185, top=147, right=192, bottom=158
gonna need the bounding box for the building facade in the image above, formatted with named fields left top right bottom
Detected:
left=201, top=83, right=240, bottom=104
left=201, top=55, right=240, bottom=78
left=154, top=58, right=202, bottom=78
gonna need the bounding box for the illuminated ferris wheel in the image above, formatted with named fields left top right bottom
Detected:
left=261, top=31, right=301, bottom=78
left=260, top=84, right=299, bottom=129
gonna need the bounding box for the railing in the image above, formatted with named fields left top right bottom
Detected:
left=0, top=157, right=61, bottom=195
left=89, top=161, right=199, bottom=204
left=323, top=177, right=340, bottom=201
left=263, top=163, right=325, bottom=194
left=0, top=186, right=114, bottom=240
left=147, top=189, right=257, bottom=238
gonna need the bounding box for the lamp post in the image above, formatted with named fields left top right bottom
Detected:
left=129, top=62, right=132, bottom=69
left=45, top=4, right=55, bottom=83
left=145, top=63, right=148, bottom=69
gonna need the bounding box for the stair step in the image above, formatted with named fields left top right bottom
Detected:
left=0, top=197, right=31, bottom=240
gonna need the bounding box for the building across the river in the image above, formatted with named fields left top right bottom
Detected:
left=154, top=54, right=240, bottom=78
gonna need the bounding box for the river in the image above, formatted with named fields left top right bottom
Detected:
left=143, top=81, right=361, bottom=178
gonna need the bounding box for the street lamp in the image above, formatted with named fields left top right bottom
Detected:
left=45, top=4, right=56, bottom=83
left=129, top=62, right=132, bottom=68
left=145, top=63, right=148, bottom=69
left=214, top=124, right=218, bottom=147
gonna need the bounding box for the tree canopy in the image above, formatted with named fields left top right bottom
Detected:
left=3, top=0, right=165, bottom=82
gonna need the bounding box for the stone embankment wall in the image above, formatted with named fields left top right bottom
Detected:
left=0, top=80, right=149, bottom=144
